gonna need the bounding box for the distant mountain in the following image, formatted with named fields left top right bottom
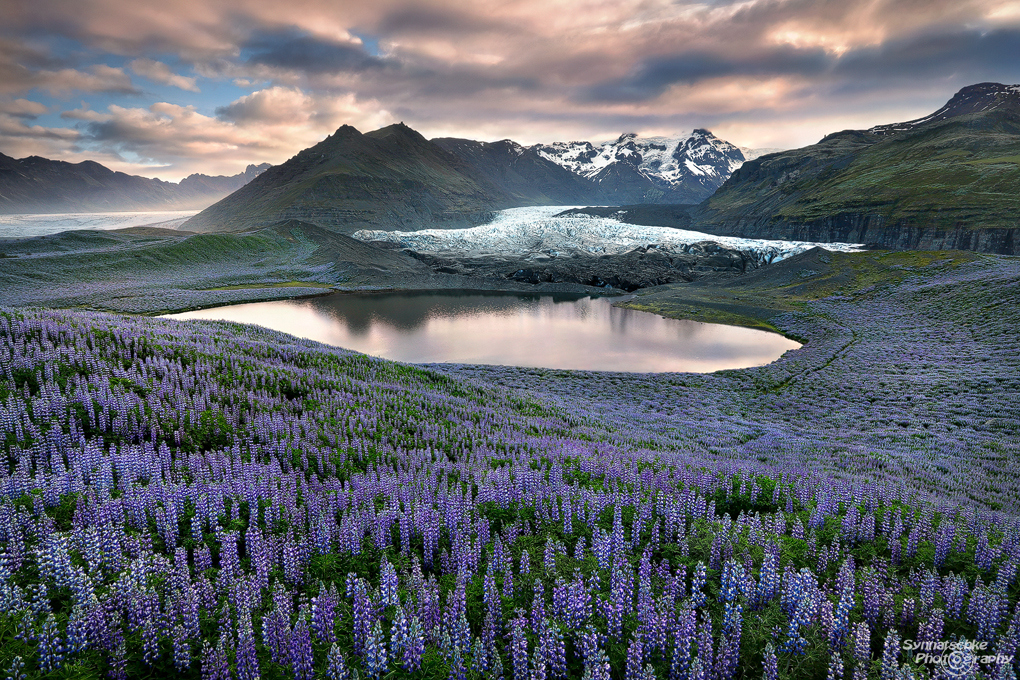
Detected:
left=691, top=83, right=1020, bottom=254
left=185, top=125, right=751, bottom=233
left=532, top=129, right=746, bottom=204
left=0, top=155, right=270, bottom=213
left=430, top=137, right=594, bottom=205
left=183, top=124, right=519, bottom=233
left=177, top=164, right=271, bottom=197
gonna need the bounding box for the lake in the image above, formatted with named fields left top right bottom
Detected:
left=167, top=291, right=801, bottom=373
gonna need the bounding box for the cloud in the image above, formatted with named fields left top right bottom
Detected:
left=129, top=58, right=200, bottom=92
left=0, top=98, right=49, bottom=118
left=50, top=87, right=394, bottom=180
left=60, top=104, right=114, bottom=122
left=242, top=28, right=392, bottom=75
left=581, top=25, right=1020, bottom=104
left=0, top=104, right=82, bottom=161
left=374, top=6, right=515, bottom=36
left=0, top=39, right=139, bottom=96
left=36, top=65, right=139, bottom=96
left=0, top=0, right=1017, bottom=162
left=831, top=26, right=1020, bottom=83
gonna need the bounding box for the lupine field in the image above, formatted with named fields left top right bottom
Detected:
left=1, top=252, right=1019, bottom=680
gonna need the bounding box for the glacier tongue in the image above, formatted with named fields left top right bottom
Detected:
left=353, top=206, right=865, bottom=264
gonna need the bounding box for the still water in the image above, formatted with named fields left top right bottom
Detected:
left=168, top=291, right=801, bottom=373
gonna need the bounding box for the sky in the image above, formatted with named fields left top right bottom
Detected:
left=1, top=0, right=1018, bottom=182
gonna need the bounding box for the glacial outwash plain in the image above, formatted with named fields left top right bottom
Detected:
left=0, top=83, right=1019, bottom=680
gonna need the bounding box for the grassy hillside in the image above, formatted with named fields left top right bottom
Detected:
left=695, top=85, right=1020, bottom=253
left=0, top=222, right=437, bottom=312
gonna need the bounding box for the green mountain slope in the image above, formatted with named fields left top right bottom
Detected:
left=692, top=83, right=1020, bottom=254
left=182, top=124, right=518, bottom=234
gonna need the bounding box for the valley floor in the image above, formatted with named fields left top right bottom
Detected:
left=0, top=241, right=1018, bottom=680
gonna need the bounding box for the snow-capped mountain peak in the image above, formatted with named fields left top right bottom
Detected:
left=531, top=129, right=746, bottom=203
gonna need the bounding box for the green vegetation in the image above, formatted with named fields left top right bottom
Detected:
left=699, top=107, right=1020, bottom=238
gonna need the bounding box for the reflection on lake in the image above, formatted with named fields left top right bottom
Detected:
left=167, top=291, right=801, bottom=373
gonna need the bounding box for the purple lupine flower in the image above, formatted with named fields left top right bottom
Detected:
left=755, top=544, right=781, bottom=609
left=351, top=577, right=374, bottom=656
left=37, top=613, right=66, bottom=674
left=584, top=649, right=612, bottom=680
left=391, top=603, right=409, bottom=660
left=670, top=606, right=695, bottom=680
left=448, top=641, right=468, bottom=680
left=65, top=605, right=90, bottom=655
left=235, top=615, right=261, bottom=680
left=697, top=610, right=714, bottom=672
left=532, top=580, right=546, bottom=635
left=327, top=643, right=351, bottom=680
left=830, top=591, right=852, bottom=649
left=404, top=615, right=425, bottom=671
left=312, top=582, right=337, bottom=644
left=485, top=570, right=503, bottom=636
left=530, top=646, right=547, bottom=680
left=365, top=619, right=389, bottom=678
left=691, top=562, right=706, bottom=609
left=141, top=607, right=163, bottom=666
left=851, top=622, right=870, bottom=680
left=262, top=600, right=292, bottom=665
left=719, top=560, right=743, bottom=603
left=490, top=648, right=505, bottom=680
left=471, top=635, right=489, bottom=676
left=200, top=638, right=231, bottom=680
left=763, top=643, right=778, bottom=680
left=4, top=656, right=26, bottom=680
left=511, top=612, right=530, bottom=680
left=539, top=618, right=567, bottom=680
left=172, top=623, right=191, bottom=672
left=290, top=613, right=315, bottom=680
left=880, top=630, right=900, bottom=680
left=380, top=557, right=399, bottom=607
left=626, top=632, right=644, bottom=680
left=715, top=603, right=742, bottom=680
left=828, top=653, right=844, bottom=680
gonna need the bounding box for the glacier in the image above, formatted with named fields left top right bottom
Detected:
left=0, top=210, right=198, bottom=239
left=354, top=206, right=865, bottom=265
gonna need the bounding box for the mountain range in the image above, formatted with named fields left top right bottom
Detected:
left=0, top=157, right=270, bottom=213
left=3, top=82, right=1017, bottom=255
left=182, top=127, right=749, bottom=233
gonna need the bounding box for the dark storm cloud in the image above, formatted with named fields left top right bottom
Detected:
left=243, top=29, right=393, bottom=75
left=583, top=26, right=1020, bottom=103
left=584, top=47, right=831, bottom=101
left=832, top=27, right=1020, bottom=81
